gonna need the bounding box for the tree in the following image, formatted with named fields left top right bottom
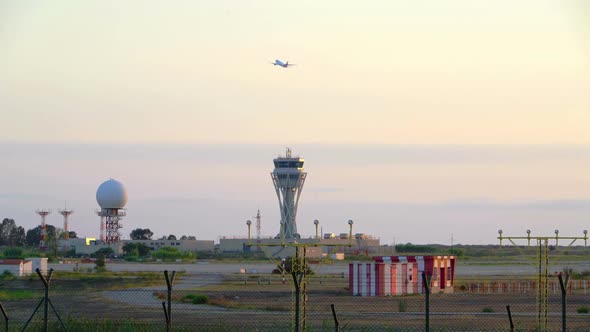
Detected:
left=280, top=257, right=313, bottom=275
left=95, top=253, right=106, bottom=272
left=167, top=234, right=177, bottom=240
left=122, top=242, right=151, bottom=257
left=68, top=231, right=77, bottom=239
left=47, top=228, right=65, bottom=258
left=0, top=219, right=26, bottom=246
left=92, top=247, right=115, bottom=258
left=129, top=228, right=153, bottom=240
left=25, top=224, right=56, bottom=247
left=3, top=247, right=23, bottom=259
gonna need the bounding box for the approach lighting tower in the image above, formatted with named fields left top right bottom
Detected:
left=498, top=229, right=588, bottom=331
left=35, top=209, right=51, bottom=249
left=271, top=148, right=307, bottom=239
left=96, top=179, right=128, bottom=244
left=247, top=218, right=354, bottom=332
left=58, top=207, right=74, bottom=240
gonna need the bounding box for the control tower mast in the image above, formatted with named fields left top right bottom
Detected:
left=271, top=148, right=307, bottom=239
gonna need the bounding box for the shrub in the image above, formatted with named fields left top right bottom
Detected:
left=577, top=306, right=589, bottom=314
left=183, top=294, right=208, bottom=304
left=3, top=247, right=23, bottom=259
left=482, top=307, right=494, bottom=313
left=398, top=299, right=407, bottom=312
left=192, top=295, right=208, bottom=304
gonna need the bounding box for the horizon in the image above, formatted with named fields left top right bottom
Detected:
left=1, top=143, right=589, bottom=245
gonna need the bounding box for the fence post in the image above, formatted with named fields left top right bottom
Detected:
left=0, top=302, right=8, bottom=332
left=22, top=268, right=67, bottom=332
left=330, top=304, right=339, bottom=332
left=162, top=270, right=176, bottom=332
left=422, top=272, right=431, bottom=332
left=558, top=272, right=569, bottom=332
left=506, top=305, right=514, bottom=332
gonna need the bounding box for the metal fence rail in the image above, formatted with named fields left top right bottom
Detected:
left=1, top=270, right=589, bottom=331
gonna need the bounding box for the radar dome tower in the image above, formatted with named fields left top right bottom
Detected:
left=271, top=148, right=307, bottom=239
left=96, top=179, right=127, bottom=244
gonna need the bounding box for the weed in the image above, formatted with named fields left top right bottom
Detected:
left=398, top=299, right=408, bottom=312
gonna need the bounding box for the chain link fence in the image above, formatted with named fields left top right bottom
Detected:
left=1, top=269, right=589, bottom=331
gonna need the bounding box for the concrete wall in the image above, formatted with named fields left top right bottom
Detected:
left=125, top=239, right=214, bottom=252
left=219, top=237, right=381, bottom=254
left=59, top=238, right=214, bottom=256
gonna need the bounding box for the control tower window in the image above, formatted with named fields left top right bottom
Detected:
left=274, top=161, right=304, bottom=168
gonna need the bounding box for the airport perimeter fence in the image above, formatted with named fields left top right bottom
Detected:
left=1, top=269, right=590, bottom=331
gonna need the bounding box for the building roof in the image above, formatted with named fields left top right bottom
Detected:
left=0, top=259, right=31, bottom=265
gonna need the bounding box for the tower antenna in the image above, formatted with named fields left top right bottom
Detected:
left=35, top=209, right=52, bottom=250
left=58, top=204, right=74, bottom=240
left=253, top=209, right=262, bottom=239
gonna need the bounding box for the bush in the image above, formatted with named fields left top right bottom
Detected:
left=3, top=247, right=23, bottom=259
left=152, top=247, right=195, bottom=261
left=183, top=294, right=208, bottom=304
left=577, top=306, right=589, bottom=314
left=398, top=299, right=407, bottom=312
left=482, top=307, right=494, bottom=313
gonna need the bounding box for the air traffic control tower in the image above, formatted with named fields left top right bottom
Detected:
left=271, top=148, right=307, bottom=239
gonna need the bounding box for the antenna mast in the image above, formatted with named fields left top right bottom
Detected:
left=35, top=209, right=52, bottom=250
left=58, top=206, right=74, bottom=240
left=254, top=209, right=262, bottom=239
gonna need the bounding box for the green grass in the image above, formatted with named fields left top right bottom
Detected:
left=183, top=293, right=209, bottom=304
left=0, top=289, right=38, bottom=300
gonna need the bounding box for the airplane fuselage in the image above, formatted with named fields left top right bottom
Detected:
left=273, top=59, right=289, bottom=67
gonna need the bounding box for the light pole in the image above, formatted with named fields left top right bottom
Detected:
left=313, top=220, right=319, bottom=241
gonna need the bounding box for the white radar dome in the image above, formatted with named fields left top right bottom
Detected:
left=96, top=179, right=128, bottom=209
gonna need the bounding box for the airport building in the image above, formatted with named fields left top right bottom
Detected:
left=349, top=255, right=456, bottom=296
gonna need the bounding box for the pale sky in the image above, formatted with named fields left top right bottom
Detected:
left=1, top=1, right=589, bottom=244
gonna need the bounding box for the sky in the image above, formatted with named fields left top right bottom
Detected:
left=1, top=1, right=589, bottom=244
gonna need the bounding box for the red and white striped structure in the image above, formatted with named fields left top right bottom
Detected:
left=349, top=256, right=456, bottom=296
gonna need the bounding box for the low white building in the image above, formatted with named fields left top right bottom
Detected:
left=25, top=257, right=48, bottom=274
left=0, top=259, right=33, bottom=277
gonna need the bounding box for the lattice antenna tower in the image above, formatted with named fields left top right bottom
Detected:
left=58, top=204, right=74, bottom=240
left=35, top=209, right=52, bottom=249
left=254, top=209, right=262, bottom=239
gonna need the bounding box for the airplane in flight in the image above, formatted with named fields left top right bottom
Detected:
left=271, top=59, right=295, bottom=68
